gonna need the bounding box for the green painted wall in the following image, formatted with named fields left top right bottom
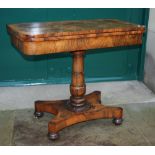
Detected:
left=0, top=8, right=149, bottom=86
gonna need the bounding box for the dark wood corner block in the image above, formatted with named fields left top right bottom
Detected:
left=7, top=19, right=145, bottom=140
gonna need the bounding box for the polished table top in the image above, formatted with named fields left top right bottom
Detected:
left=7, top=19, right=145, bottom=55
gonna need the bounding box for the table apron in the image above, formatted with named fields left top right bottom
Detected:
left=11, top=34, right=142, bottom=55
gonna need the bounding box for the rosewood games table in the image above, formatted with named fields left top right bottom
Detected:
left=7, top=19, right=145, bottom=140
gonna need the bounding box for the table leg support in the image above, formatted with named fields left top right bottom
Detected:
left=34, top=50, right=123, bottom=140
left=47, top=105, right=123, bottom=140
left=34, top=91, right=123, bottom=140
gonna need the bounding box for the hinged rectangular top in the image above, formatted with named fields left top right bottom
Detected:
left=7, top=19, right=145, bottom=55
left=7, top=19, right=145, bottom=42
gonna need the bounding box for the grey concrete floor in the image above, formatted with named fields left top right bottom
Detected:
left=0, top=81, right=155, bottom=145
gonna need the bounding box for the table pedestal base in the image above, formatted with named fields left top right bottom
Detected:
left=34, top=91, right=123, bottom=140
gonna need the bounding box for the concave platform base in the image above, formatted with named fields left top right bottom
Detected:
left=34, top=91, right=123, bottom=140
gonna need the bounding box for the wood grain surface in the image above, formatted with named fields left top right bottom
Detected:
left=7, top=19, right=145, bottom=55
left=35, top=91, right=123, bottom=133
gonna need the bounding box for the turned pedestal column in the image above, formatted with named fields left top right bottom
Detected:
left=67, top=51, right=90, bottom=112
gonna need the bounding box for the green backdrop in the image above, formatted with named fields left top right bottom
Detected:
left=0, top=8, right=149, bottom=86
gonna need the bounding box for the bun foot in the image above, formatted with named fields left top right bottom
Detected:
left=48, top=132, right=59, bottom=140
left=113, top=118, right=123, bottom=125
left=34, top=111, right=44, bottom=118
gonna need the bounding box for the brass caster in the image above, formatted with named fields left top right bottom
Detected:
left=113, top=118, right=123, bottom=125
left=48, top=132, right=59, bottom=140
left=34, top=111, right=44, bottom=119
